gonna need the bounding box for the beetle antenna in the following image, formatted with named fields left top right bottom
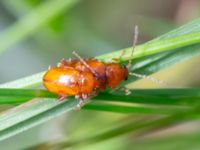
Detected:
left=72, top=51, right=99, bottom=77
left=127, top=25, right=139, bottom=69
left=129, top=72, right=169, bottom=87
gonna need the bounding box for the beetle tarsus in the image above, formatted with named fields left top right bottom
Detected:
left=74, top=99, right=88, bottom=110
left=58, top=95, right=68, bottom=101
left=119, top=87, right=131, bottom=95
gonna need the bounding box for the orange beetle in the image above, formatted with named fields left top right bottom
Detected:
left=43, top=67, right=96, bottom=100
left=43, top=57, right=128, bottom=106
left=43, top=26, right=142, bottom=108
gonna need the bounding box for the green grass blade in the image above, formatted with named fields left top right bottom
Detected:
left=0, top=88, right=196, bottom=115
left=0, top=99, right=79, bottom=141
left=1, top=18, right=200, bottom=142
left=27, top=104, right=200, bottom=149
left=154, top=18, right=200, bottom=39
left=0, top=88, right=200, bottom=106
left=98, top=32, right=200, bottom=62
left=83, top=103, right=185, bottom=114
left=1, top=19, right=200, bottom=89
left=0, top=72, right=44, bottom=88
left=0, top=0, right=79, bottom=54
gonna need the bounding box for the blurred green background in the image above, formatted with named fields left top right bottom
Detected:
left=0, top=0, right=200, bottom=149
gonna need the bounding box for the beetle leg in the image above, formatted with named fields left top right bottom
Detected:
left=124, top=88, right=131, bottom=95
left=58, top=95, right=68, bottom=101
left=118, top=87, right=131, bottom=95
left=74, top=100, right=85, bottom=110
left=74, top=94, right=90, bottom=110
left=57, top=58, right=66, bottom=67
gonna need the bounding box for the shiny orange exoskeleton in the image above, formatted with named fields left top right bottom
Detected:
left=43, top=58, right=128, bottom=103
left=43, top=26, right=168, bottom=108
left=43, top=26, right=140, bottom=108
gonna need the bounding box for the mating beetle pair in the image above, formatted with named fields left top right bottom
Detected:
left=43, top=26, right=165, bottom=108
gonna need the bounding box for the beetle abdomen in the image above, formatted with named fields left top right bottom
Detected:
left=43, top=67, right=95, bottom=97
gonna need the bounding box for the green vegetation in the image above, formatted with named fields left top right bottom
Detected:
left=0, top=0, right=200, bottom=149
